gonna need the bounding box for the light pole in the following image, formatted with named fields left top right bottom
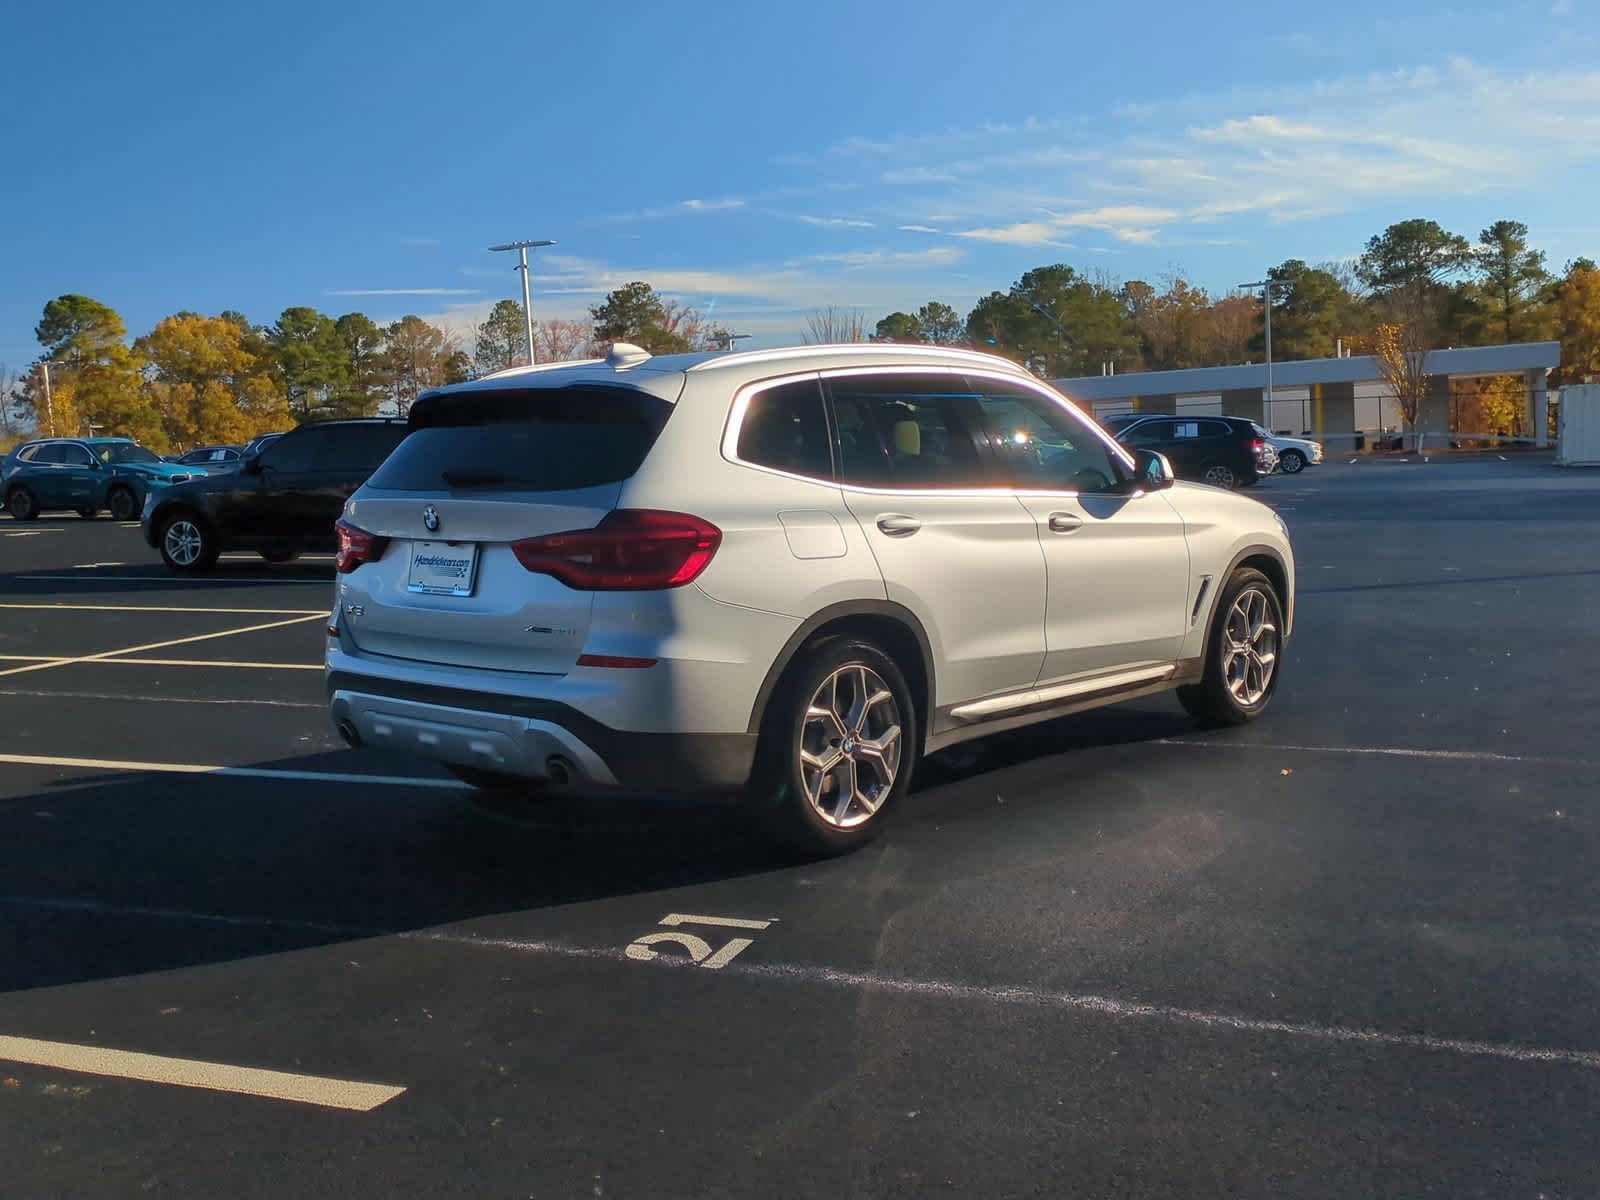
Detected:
left=488, top=239, right=556, bottom=365
left=1028, top=302, right=1068, bottom=372
left=1239, top=278, right=1291, bottom=430
left=38, top=361, right=55, bottom=438
left=722, top=332, right=751, bottom=352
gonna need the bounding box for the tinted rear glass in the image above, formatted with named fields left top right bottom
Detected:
left=368, top=385, right=672, bottom=492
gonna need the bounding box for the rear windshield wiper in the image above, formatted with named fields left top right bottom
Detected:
left=441, top=470, right=519, bottom=488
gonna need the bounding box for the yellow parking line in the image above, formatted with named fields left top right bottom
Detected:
left=0, top=1034, right=405, bottom=1112
left=0, top=654, right=320, bottom=670
left=104, top=658, right=324, bottom=671
left=0, top=615, right=325, bottom=679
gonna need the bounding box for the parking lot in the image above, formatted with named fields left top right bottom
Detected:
left=2, top=456, right=1599, bottom=1197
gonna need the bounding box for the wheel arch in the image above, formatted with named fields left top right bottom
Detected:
left=745, top=600, right=935, bottom=750
left=1202, top=544, right=1293, bottom=642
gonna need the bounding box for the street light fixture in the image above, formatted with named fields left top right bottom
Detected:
left=722, top=333, right=751, bottom=352
left=488, top=239, right=557, bottom=365
left=1239, top=278, right=1293, bottom=430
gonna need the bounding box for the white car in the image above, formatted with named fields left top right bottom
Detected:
left=1258, top=427, right=1324, bottom=474
left=327, top=343, right=1295, bottom=854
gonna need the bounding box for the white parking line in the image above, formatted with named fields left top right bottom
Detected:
left=1158, top=738, right=1600, bottom=770
left=3, top=894, right=1597, bottom=1073
left=0, top=752, right=465, bottom=789
left=0, top=1035, right=405, bottom=1112
left=0, top=602, right=324, bottom=615
left=0, top=614, right=324, bottom=679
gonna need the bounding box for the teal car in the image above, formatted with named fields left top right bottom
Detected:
left=1, top=437, right=208, bottom=521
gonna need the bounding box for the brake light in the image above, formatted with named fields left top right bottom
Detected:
left=512, top=510, right=722, bottom=590
left=335, top=519, right=389, bottom=574
left=1251, top=438, right=1266, bottom=453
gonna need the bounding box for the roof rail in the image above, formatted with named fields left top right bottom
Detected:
left=687, top=342, right=1026, bottom=372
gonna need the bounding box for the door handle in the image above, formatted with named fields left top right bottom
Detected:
left=875, top=514, right=922, bottom=537
left=1047, top=512, right=1084, bottom=534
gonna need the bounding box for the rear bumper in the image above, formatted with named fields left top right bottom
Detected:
left=327, top=670, right=758, bottom=793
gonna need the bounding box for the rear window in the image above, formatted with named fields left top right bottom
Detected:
left=368, top=385, right=672, bottom=493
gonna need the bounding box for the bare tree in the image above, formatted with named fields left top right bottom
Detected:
left=803, top=306, right=867, bottom=345
left=0, top=363, right=19, bottom=437
left=534, top=319, right=599, bottom=363
left=1205, top=292, right=1260, bottom=364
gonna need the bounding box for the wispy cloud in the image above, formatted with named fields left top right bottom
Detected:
left=952, top=222, right=1072, bottom=248
left=796, top=214, right=876, bottom=229
left=593, top=197, right=746, bottom=224
left=809, top=247, right=966, bottom=268
left=681, top=197, right=745, bottom=212
left=327, top=287, right=480, bottom=296
left=898, top=224, right=943, bottom=234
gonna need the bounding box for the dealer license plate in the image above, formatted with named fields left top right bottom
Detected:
left=406, top=541, right=479, bottom=596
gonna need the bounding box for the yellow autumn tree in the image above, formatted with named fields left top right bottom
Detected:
left=136, top=314, right=289, bottom=448
left=1554, top=264, right=1600, bottom=386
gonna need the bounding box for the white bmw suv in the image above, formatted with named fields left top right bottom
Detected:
left=326, top=342, right=1294, bottom=854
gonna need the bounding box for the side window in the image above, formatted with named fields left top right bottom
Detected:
left=1171, top=421, right=1203, bottom=440
left=968, top=379, right=1123, bottom=494
left=1200, top=420, right=1235, bottom=439
left=736, top=379, right=831, bottom=479
left=313, top=425, right=406, bottom=475
left=1123, top=420, right=1174, bottom=446
left=60, top=444, right=95, bottom=466
left=17, top=444, right=43, bottom=462
left=30, top=445, right=64, bottom=465
left=827, top=373, right=989, bottom=489
left=260, top=431, right=317, bottom=473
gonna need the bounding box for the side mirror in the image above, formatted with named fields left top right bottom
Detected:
left=1132, top=448, right=1175, bottom=491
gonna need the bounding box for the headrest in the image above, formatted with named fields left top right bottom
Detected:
left=893, top=419, right=921, bottom=456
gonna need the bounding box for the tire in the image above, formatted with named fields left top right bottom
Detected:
left=6, top=487, right=38, bottom=521
left=107, top=487, right=138, bottom=521
left=1279, top=449, right=1306, bottom=474
left=259, top=549, right=299, bottom=563
left=158, top=511, right=220, bottom=573
left=1201, top=462, right=1238, bottom=489
left=747, top=637, right=918, bottom=857
left=1178, top=567, right=1285, bottom=727
left=77, top=507, right=101, bottom=520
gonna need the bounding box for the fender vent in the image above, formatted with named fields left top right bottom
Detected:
left=1190, top=576, right=1213, bottom=627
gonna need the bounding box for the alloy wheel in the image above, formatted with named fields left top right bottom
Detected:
left=1222, top=587, right=1279, bottom=707
left=799, top=664, right=903, bottom=829
left=164, top=519, right=204, bottom=567
left=109, top=489, right=137, bottom=520
left=1204, top=464, right=1237, bottom=488
left=1281, top=451, right=1305, bottom=474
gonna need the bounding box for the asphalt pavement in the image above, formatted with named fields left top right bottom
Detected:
left=2, top=456, right=1599, bottom=1198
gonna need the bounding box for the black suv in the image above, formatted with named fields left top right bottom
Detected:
left=143, top=419, right=408, bottom=572
left=1102, top=414, right=1277, bottom=489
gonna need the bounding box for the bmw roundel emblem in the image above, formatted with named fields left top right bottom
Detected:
left=422, top=505, right=440, bottom=533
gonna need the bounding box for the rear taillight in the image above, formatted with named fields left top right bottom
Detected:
left=511, top=510, right=722, bottom=591
left=335, top=519, right=389, bottom=574
left=1251, top=438, right=1266, bottom=453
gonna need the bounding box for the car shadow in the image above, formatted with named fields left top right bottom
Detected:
left=0, top=703, right=1191, bottom=996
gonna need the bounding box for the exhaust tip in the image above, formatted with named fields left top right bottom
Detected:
left=336, top=719, right=361, bottom=749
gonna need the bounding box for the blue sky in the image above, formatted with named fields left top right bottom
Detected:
left=2, top=0, right=1597, bottom=363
